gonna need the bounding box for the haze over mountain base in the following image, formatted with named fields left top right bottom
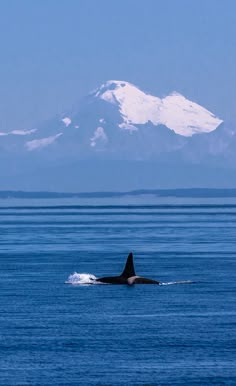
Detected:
left=1, top=160, right=235, bottom=192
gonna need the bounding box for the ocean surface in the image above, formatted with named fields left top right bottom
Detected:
left=0, top=196, right=236, bottom=385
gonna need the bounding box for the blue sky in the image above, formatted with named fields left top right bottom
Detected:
left=0, top=0, right=235, bottom=130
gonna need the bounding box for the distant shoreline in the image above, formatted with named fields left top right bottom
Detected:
left=1, top=188, right=236, bottom=199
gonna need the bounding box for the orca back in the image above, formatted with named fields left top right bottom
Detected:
left=120, top=252, right=136, bottom=278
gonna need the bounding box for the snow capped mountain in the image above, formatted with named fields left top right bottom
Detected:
left=1, top=79, right=235, bottom=190
left=0, top=80, right=224, bottom=158
left=93, top=80, right=222, bottom=137
left=1, top=79, right=235, bottom=166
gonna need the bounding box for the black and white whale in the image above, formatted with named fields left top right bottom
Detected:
left=96, top=252, right=160, bottom=285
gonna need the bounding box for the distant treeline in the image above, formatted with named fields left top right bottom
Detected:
left=1, top=189, right=236, bottom=199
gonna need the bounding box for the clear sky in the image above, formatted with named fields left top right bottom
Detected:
left=0, top=0, right=235, bottom=130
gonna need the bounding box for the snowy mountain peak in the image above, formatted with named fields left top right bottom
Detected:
left=94, top=80, right=142, bottom=105
left=94, top=80, right=132, bottom=94
left=93, top=80, right=222, bottom=137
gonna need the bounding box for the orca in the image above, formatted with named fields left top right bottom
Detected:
left=96, top=252, right=160, bottom=285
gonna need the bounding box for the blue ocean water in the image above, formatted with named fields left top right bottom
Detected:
left=0, top=197, right=236, bottom=385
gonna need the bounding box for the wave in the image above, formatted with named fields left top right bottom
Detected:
left=160, top=280, right=194, bottom=285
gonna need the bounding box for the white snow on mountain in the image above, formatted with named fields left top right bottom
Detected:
left=96, top=80, right=222, bottom=137
left=118, top=122, right=138, bottom=132
left=90, top=127, right=107, bottom=147
left=0, top=129, right=37, bottom=136
left=11, top=129, right=37, bottom=135
left=159, top=93, right=222, bottom=136
left=25, top=133, right=62, bottom=151
left=62, top=117, right=72, bottom=127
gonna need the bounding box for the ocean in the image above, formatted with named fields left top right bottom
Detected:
left=0, top=197, right=236, bottom=385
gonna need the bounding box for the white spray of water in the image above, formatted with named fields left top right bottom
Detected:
left=65, top=272, right=101, bottom=285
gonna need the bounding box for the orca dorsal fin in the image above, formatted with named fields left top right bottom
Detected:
left=120, top=253, right=136, bottom=278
